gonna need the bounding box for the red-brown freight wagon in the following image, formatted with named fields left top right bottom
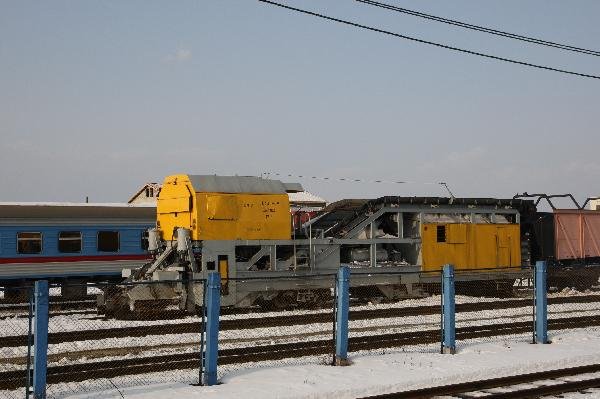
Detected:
left=554, top=210, right=600, bottom=261
left=516, top=194, right=600, bottom=290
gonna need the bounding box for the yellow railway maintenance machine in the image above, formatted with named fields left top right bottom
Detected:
left=98, top=174, right=530, bottom=314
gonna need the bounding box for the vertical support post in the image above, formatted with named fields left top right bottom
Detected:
left=535, top=261, right=549, bottom=344
left=203, top=273, right=221, bottom=386
left=33, top=281, right=49, bottom=399
left=198, top=279, right=207, bottom=386
left=370, top=222, right=376, bottom=268
left=335, top=266, right=350, bottom=366
left=269, top=245, right=277, bottom=271
left=309, top=223, right=313, bottom=270
left=25, top=288, right=34, bottom=399
left=442, top=264, right=456, bottom=354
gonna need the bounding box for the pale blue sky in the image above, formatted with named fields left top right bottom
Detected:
left=1, top=1, right=599, bottom=203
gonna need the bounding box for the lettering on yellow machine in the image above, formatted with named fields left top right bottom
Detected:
left=156, top=174, right=292, bottom=241
left=421, top=223, right=521, bottom=271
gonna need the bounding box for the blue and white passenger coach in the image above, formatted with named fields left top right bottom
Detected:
left=0, top=203, right=155, bottom=298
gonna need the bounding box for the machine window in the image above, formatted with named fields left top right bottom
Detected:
left=58, top=231, right=82, bottom=253
left=141, top=230, right=149, bottom=250
left=17, top=232, right=42, bottom=254
left=97, top=231, right=119, bottom=252
left=436, top=225, right=446, bottom=243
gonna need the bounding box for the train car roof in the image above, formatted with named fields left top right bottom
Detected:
left=0, top=202, right=156, bottom=219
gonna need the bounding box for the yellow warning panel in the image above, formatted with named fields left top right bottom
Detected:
left=421, top=223, right=521, bottom=271
left=157, top=174, right=291, bottom=241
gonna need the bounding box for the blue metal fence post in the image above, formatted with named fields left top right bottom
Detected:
left=335, top=266, right=350, bottom=366
left=535, top=261, right=549, bottom=344
left=25, top=289, right=34, bottom=399
left=33, top=281, right=49, bottom=399
left=203, top=273, right=221, bottom=386
left=442, top=264, right=456, bottom=354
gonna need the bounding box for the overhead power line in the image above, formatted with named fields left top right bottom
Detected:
left=258, top=0, right=600, bottom=80
left=264, top=172, right=456, bottom=197
left=357, top=0, right=600, bottom=57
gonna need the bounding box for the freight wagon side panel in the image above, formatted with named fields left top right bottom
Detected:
left=554, top=210, right=600, bottom=260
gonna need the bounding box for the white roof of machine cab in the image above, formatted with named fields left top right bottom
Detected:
left=187, top=175, right=303, bottom=194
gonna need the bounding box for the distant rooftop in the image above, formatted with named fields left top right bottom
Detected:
left=288, top=191, right=327, bottom=206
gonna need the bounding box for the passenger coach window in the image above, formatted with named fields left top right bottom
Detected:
left=17, top=232, right=42, bottom=254
left=58, top=231, right=82, bottom=253
left=97, top=231, right=119, bottom=252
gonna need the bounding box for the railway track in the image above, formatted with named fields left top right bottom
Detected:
left=0, top=292, right=595, bottom=321
left=0, top=309, right=94, bottom=321
left=360, top=363, right=600, bottom=398
left=0, top=299, right=96, bottom=319
left=3, top=306, right=594, bottom=367
left=1, top=315, right=599, bottom=390
left=2, top=295, right=598, bottom=348
left=0, top=295, right=95, bottom=306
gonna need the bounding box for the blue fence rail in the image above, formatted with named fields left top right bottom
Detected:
left=23, top=264, right=548, bottom=390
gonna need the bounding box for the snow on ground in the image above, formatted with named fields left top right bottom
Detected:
left=39, top=327, right=600, bottom=399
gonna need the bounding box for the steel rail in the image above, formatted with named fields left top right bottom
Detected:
left=0, top=295, right=95, bottom=306
left=0, top=300, right=96, bottom=317
left=359, top=363, right=600, bottom=398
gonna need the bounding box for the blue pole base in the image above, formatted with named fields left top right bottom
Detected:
left=334, top=358, right=352, bottom=366
left=203, top=372, right=218, bottom=386
left=442, top=346, right=456, bottom=355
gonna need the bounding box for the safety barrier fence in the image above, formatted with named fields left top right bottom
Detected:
left=216, top=274, right=338, bottom=380
left=3, top=261, right=595, bottom=397
left=0, top=279, right=208, bottom=399
left=0, top=286, right=34, bottom=399
left=453, top=266, right=536, bottom=352
left=546, top=262, right=600, bottom=340
left=343, top=270, right=442, bottom=357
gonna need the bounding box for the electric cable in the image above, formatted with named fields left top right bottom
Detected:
left=263, top=172, right=456, bottom=197
left=356, top=0, right=600, bottom=57
left=258, top=0, right=600, bottom=80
